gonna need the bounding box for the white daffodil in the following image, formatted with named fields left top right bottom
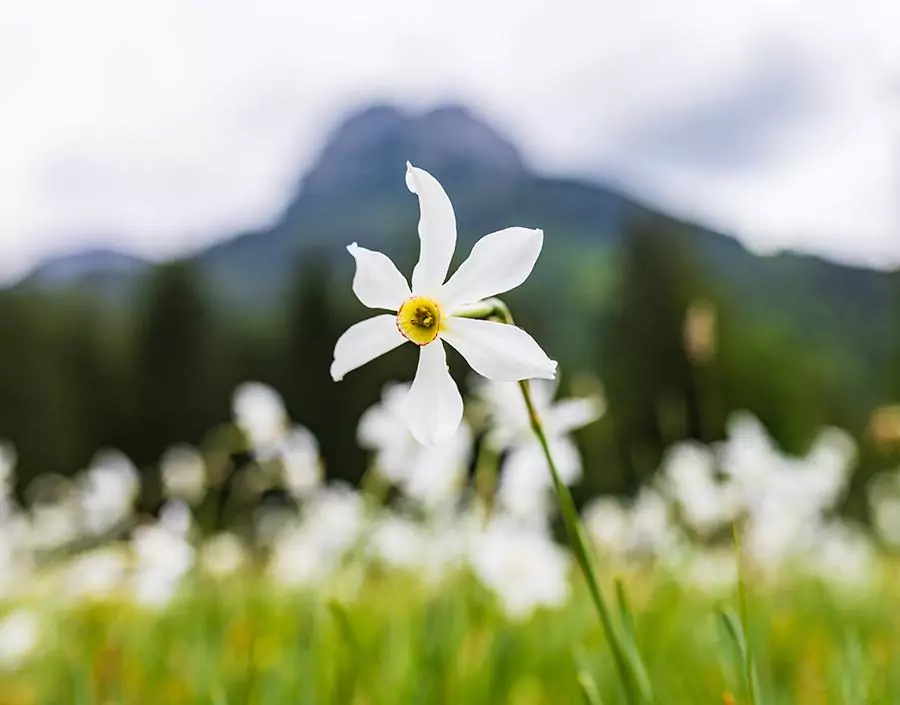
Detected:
left=331, top=162, right=557, bottom=444
left=160, top=444, right=208, bottom=504
left=358, top=382, right=471, bottom=509
left=232, top=381, right=289, bottom=455
left=0, top=609, right=40, bottom=670
left=478, top=379, right=603, bottom=519
left=469, top=518, right=570, bottom=621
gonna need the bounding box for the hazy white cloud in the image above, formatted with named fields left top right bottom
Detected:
left=1, top=0, right=898, bottom=281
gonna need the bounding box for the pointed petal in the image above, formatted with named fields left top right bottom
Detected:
left=546, top=397, right=605, bottom=436
left=442, top=317, right=557, bottom=382
left=406, top=162, right=456, bottom=295
left=331, top=315, right=406, bottom=381
left=346, top=243, right=410, bottom=311
left=403, top=340, right=463, bottom=444
left=441, top=228, right=543, bottom=310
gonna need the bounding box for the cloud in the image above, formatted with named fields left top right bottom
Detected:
left=1, top=0, right=898, bottom=281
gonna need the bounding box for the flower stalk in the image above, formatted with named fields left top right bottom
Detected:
left=464, top=298, right=654, bottom=704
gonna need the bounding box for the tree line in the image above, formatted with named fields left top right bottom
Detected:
left=1, top=216, right=898, bottom=515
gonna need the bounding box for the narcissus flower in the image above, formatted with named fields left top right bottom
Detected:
left=332, top=162, right=557, bottom=444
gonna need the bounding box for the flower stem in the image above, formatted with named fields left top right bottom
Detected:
left=463, top=297, right=653, bottom=702
left=519, top=379, right=653, bottom=704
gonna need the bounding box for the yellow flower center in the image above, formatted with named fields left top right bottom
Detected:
left=396, top=296, right=442, bottom=346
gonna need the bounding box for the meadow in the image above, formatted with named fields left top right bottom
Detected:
left=2, top=379, right=900, bottom=705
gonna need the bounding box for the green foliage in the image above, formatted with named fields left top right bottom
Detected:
left=5, top=571, right=900, bottom=705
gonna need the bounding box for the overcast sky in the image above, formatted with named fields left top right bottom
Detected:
left=2, top=0, right=899, bottom=281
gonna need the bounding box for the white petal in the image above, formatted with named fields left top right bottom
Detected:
left=406, top=163, right=456, bottom=295
left=504, top=436, right=583, bottom=489
left=441, top=317, right=557, bottom=382
left=546, top=397, right=605, bottom=436
left=403, top=340, right=463, bottom=444
left=528, top=378, right=559, bottom=412
left=440, top=228, right=543, bottom=310
left=347, top=243, right=410, bottom=311
left=331, top=315, right=406, bottom=381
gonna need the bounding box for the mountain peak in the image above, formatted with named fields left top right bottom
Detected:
left=299, top=103, right=526, bottom=202
left=24, top=248, right=148, bottom=290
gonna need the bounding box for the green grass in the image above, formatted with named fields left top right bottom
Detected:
left=4, top=565, right=900, bottom=705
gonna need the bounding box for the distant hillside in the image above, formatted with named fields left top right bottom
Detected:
left=14, top=103, right=898, bottom=407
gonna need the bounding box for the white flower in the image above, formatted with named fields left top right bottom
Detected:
left=358, top=382, right=471, bottom=509
left=628, top=488, right=676, bottom=558
left=479, top=379, right=602, bottom=520
left=331, top=162, right=557, bottom=444
left=0, top=514, right=32, bottom=599
left=469, top=519, right=570, bottom=621
left=62, top=546, right=129, bottom=602
left=131, top=508, right=195, bottom=608
left=661, top=441, right=738, bottom=537
left=678, top=549, right=738, bottom=595
left=807, top=521, right=874, bottom=589
left=269, top=524, right=337, bottom=589
left=583, top=496, right=630, bottom=558
left=368, top=514, right=426, bottom=570
left=200, top=532, right=247, bottom=579
left=232, top=381, right=289, bottom=454
left=582, top=490, right=676, bottom=561
left=269, top=485, right=365, bottom=590
left=29, top=502, right=80, bottom=553
left=0, top=609, right=40, bottom=670
left=278, top=426, right=323, bottom=500
left=77, top=450, right=140, bottom=536
left=160, top=445, right=208, bottom=504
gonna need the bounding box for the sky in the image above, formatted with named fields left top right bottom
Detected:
left=2, top=0, right=900, bottom=282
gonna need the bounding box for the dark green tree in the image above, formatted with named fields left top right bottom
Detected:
left=597, top=213, right=712, bottom=492
left=129, top=260, right=228, bottom=466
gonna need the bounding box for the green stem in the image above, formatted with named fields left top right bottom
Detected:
left=519, top=379, right=653, bottom=704
left=733, top=524, right=761, bottom=705
left=463, top=297, right=654, bottom=703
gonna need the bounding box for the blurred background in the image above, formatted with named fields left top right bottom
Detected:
left=3, top=0, right=900, bottom=519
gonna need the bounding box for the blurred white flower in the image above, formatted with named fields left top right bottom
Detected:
left=269, top=523, right=337, bottom=589
left=678, top=549, right=738, bottom=595
left=131, top=508, right=195, bottom=608
left=368, top=514, right=426, bottom=570
left=583, top=496, right=630, bottom=559
left=358, top=382, right=471, bottom=509
left=332, top=162, right=556, bottom=444
left=158, top=499, right=194, bottom=538
left=269, top=485, right=364, bottom=590
left=479, top=379, right=603, bottom=521
left=28, top=502, right=80, bottom=553
left=278, top=426, right=323, bottom=500
left=63, top=546, right=129, bottom=601
left=582, top=489, right=676, bottom=561
left=160, top=445, right=207, bottom=504
left=200, top=532, right=247, bottom=579
left=807, top=521, right=875, bottom=589
left=628, top=488, right=676, bottom=558
left=232, top=381, right=289, bottom=454
left=0, top=609, right=39, bottom=670
left=0, top=513, right=33, bottom=599
left=469, top=519, right=570, bottom=620
left=662, top=441, right=737, bottom=537
left=77, top=450, right=140, bottom=536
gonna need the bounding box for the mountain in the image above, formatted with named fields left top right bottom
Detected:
left=21, top=248, right=150, bottom=301
left=197, top=104, right=627, bottom=307
left=13, top=103, right=898, bottom=406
